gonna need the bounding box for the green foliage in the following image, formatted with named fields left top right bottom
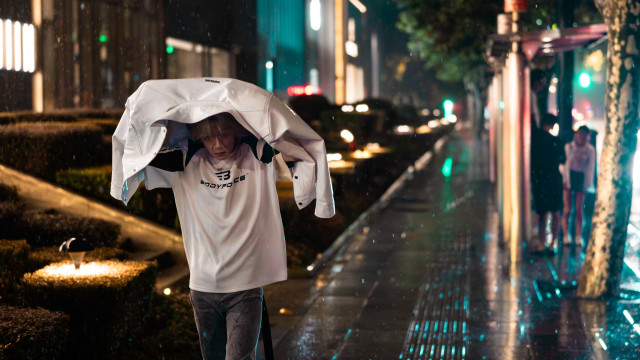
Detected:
left=56, top=166, right=179, bottom=230
left=21, top=261, right=157, bottom=359
left=0, top=240, right=30, bottom=301
left=394, top=0, right=557, bottom=83
left=0, top=305, right=70, bottom=360
left=0, top=122, right=107, bottom=180
left=19, top=209, right=120, bottom=248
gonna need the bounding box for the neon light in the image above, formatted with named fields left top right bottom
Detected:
left=310, top=0, right=321, bottom=30
left=266, top=61, right=274, bottom=93
left=23, top=24, right=35, bottom=72
left=0, top=20, right=3, bottom=69
left=5, top=20, right=13, bottom=70
left=13, top=21, right=21, bottom=71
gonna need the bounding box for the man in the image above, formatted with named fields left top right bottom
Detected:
left=148, top=112, right=296, bottom=359
left=530, top=114, right=564, bottom=252
left=111, top=78, right=335, bottom=359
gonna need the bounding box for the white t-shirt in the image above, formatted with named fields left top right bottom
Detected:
left=563, top=141, right=596, bottom=191
left=171, top=143, right=287, bottom=293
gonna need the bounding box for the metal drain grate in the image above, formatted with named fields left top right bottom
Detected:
left=400, top=241, right=470, bottom=360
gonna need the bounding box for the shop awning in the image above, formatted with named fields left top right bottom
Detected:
left=487, top=24, right=607, bottom=61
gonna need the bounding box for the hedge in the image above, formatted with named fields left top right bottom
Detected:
left=0, top=109, right=122, bottom=125
left=118, top=291, right=201, bottom=359
left=56, top=166, right=179, bottom=230
left=0, top=183, right=20, bottom=203
left=17, top=209, right=120, bottom=248
left=0, top=184, right=25, bottom=240
left=0, top=240, right=29, bottom=301
left=0, top=122, right=107, bottom=180
left=0, top=305, right=70, bottom=360
left=22, top=260, right=157, bottom=359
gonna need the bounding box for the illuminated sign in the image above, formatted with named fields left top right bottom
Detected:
left=0, top=19, right=36, bottom=73
left=287, top=85, right=322, bottom=96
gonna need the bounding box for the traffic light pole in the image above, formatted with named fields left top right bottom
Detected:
left=502, top=10, right=531, bottom=265
left=557, top=0, right=575, bottom=144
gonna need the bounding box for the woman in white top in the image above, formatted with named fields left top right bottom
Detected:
left=561, top=125, right=596, bottom=246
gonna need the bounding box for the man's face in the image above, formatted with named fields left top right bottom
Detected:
left=203, top=123, right=235, bottom=160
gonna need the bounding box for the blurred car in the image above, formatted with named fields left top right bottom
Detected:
left=288, top=94, right=338, bottom=133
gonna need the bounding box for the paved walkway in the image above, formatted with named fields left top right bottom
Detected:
left=264, top=130, right=640, bottom=359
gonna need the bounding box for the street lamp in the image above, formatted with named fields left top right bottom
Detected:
left=59, top=237, right=94, bottom=269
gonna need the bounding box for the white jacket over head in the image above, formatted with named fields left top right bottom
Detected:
left=110, top=78, right=335, bottom=218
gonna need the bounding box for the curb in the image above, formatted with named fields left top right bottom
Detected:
left=306, top=135, right=450, bottom=277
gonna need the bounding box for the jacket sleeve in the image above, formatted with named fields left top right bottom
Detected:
left=266, top=95, right=335, bottom=218
left=110, top=106, right=130, bottom=201
left=562, top=143, right=571, bottom=188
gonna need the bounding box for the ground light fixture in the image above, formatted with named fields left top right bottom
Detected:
left=59, top=237, right=94, bottom=269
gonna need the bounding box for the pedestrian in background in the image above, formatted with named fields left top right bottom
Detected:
left=561, top=125, right=596, bottom=246
left=530, top=114, right=564, bottom=253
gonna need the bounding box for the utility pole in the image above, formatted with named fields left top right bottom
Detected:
left=556, top=0, right=575, bottom=144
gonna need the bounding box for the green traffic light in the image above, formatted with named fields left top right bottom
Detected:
left=442, top=157, right=453, bottom=178
left=579, top=72, right=591, bottom=88
left=166, top=45, right=174, bottom=54
left=443, top=99, right=454, bottom=119
left=99, top=34, right=108, bottom=43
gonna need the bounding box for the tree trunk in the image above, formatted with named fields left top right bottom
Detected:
left=577, top=0, right=640, bottom=298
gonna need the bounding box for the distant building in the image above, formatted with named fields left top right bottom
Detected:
left=0, top=0, right=165, bottom=111
left=257, top=0, right=373, bottom=104
left=0, top=0, right=256, bottom=112
left=0, top=0, right=382, bottom=111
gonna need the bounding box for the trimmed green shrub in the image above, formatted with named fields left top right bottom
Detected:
left=0, top=184, right=25, bottom=240
left=77, top=118, right=119, bottom=134
left=0, top=122, right=105, bottom=180
left=19, top=209, right=120, bottom=248
left=0, top=240, right=29, bottom=301
left=56, top=165, right=112, bottom=199
left=56, top=166, right=179, bottom=230
left=22, top=260, right=157, bottom=360
left=0, top=183, right=20, bottom=203
left=0, top=112, right=76, bottom=125
left=0, top=202, right=25, bottom=240
left=0, top=109, right=122, bottom=126
left=0, top=305, right=70, bottom=360
left=26, top=246, right=129, bottom=273
left=118, top=291, right=200, bottom=359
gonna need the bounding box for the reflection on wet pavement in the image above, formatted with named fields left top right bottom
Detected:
left=271, top=134, right=640, bottom=360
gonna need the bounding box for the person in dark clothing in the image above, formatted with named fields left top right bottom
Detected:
left=531, top=114, right=564, bottom=252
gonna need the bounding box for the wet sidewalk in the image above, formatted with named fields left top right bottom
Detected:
left=265, top=131, right=640, bottom=359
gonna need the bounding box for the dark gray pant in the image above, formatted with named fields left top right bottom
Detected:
left=190, top=287, right=263, bottom=360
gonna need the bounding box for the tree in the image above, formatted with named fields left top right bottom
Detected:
left=394, top=0, right=555, bottom=135
left=577, top=0, right=640, bottom=298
